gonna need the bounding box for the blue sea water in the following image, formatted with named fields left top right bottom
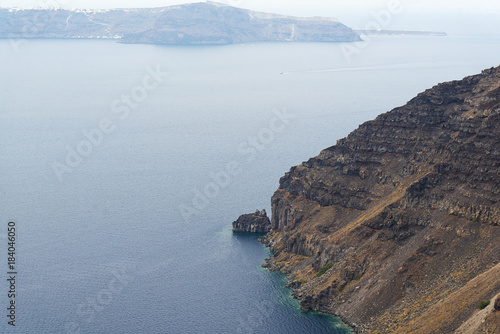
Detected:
left=0, top=35, right=499, bottom=333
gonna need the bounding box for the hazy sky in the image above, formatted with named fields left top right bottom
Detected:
left=1, top=0, right=499, bottom=11
left=1, top=0, right=499, bottom=34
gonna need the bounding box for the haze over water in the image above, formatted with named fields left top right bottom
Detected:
left=1, top=35, right=499, bottom=333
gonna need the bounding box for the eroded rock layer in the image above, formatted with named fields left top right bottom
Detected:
left=263, top=66, right=500, bottom=333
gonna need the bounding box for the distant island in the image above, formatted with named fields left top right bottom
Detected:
left=355, top=29, right=447, bottom=36
left=0, top=2, right=361, bottom=45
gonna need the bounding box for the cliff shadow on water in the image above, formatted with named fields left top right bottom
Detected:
left=231, top=229, right=353, bottom=333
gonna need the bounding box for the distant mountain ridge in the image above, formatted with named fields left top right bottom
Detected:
left=0, top=2, right=361, bottom=44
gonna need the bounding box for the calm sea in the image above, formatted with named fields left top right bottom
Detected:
left=1, top=35, right=499, bottom=333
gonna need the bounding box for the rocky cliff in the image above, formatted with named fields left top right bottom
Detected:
left=0, top=2, right=360, bottom=44
left=262, top=66, right=500, bottom=333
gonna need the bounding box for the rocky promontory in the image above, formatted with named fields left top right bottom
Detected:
left=261, top=66, right=500, bottom=333
left=232, top=209, right=271, bottom=233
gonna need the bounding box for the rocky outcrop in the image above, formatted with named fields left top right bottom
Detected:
left=262, top=66, right=500, bottom=333
left=0, top=3, right=360, bottom=44
left=232, top=209, right=271, bottom=233
left=495, top=296, right=500, bottom=311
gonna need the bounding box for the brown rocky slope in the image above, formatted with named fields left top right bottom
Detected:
left=261, top=66, right=500, bottom=333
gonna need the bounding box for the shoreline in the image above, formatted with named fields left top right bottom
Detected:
left=257, top=234, right=358, bottom=334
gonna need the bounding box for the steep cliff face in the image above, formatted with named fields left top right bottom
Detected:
left=263, top=66, right=500, bottom=333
